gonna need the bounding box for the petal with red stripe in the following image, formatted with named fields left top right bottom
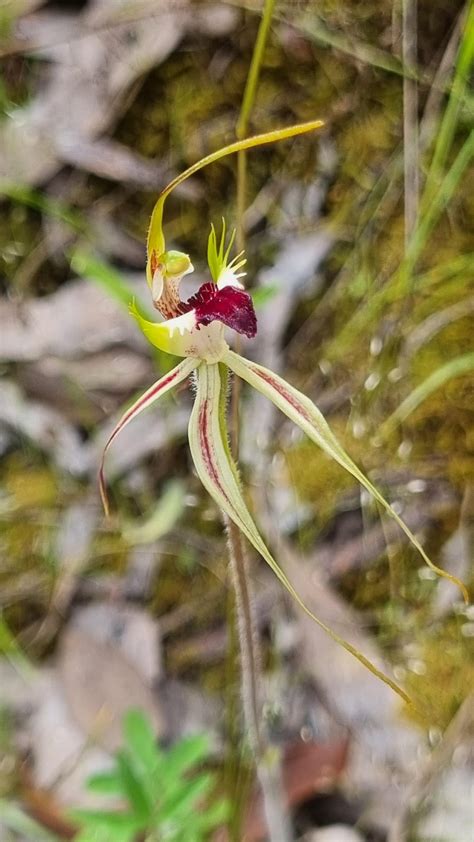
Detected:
left=224, top=349, right=468, bottom=604
left=100, top=357, right=199, bottom=514
left=188, top=362, right=411, bottom=703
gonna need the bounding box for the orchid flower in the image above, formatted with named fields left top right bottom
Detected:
left=100, top=123, right=467, bottom=705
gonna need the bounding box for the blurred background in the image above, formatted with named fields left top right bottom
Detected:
left=0, top=1, right=473, bottom=840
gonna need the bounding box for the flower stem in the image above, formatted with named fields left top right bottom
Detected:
left=225, top=7, right=292, bottom=838
left=226, top=516, right=262, bottom=753
left=225, top=516, right=293, bottom=842
left=219, top=363, right=293, bottom=842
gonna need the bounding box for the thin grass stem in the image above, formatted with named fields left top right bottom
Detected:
left=423, top=1, right=474, bottom=203
left=236, top=0, right=276, bottom=252
left=402, top=0, right=419, bottom=248
left=232, top=0, right=277, bottom=455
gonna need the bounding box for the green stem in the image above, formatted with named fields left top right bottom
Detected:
left=232, top=0, right=277, bottom=448
left=402, top=0, right=419, bottom=248
left=236, top=0, right=276, bottom=251
left=423, top=0, right=474, bottom=203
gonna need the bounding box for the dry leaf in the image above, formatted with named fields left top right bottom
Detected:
left=59, top=627, right=165, bottom=752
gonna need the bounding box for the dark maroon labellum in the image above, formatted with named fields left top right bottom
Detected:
left=184, top=282, right=257, bottom=338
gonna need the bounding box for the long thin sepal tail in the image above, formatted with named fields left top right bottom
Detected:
left=147, top=121, right=324, bottom=284
left=188, top=363, right=412, bottom=706
left=99, top=357, right=199, bottom=515
left=224, top=350, right=469, bottom=604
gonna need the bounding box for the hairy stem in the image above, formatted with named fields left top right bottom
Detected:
left=225, top=516, right=293, bottom=842
left=226, top=517, right=262, bottom=753
left=226, top=6, right=292, bottom=838
left=218, top=364, right=292, bottom=842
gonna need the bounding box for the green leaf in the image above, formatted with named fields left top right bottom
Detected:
left=158, top=773, right=214, bottom=823
left=189, top=797, right=229, bottom=832
left=123, top=709, right=162, bottom=775
left=74, top=827, right=132, bottom=842
left=116, top=750, right=153, bottom=819
left=250, top=284, right=279, bottom=308
left=122, top=709, right=165, bottom=807
left=123, top=480, right=186, bottom=545
left=72, top=809, right=141, bottom=831
left=424, top=2, right=474, bottom=199
left=86, top=770, right=124, bottom=796
left=164, top=733, right=211, bottom=779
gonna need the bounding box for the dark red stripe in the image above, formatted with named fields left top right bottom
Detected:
left=99, top=365, right=184, bottom=516
left=198, top=398, right=234, bottom=511
left=250, top=367, right=312, bottom=423
left=105, top=367, right=180, bottom=464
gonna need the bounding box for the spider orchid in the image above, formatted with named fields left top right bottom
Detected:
left=100, top=123, right=467, bottom=704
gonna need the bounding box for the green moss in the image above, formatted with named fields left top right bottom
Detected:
left=285, top=438, right=356, bottom=527
left=4, top=461, right=58, bottom=510
left=91, top=530, right=129, bottom=577
left=404, top=618, right=474, bottom=730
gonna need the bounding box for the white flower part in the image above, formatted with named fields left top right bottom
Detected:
left=217, top=266, right=246, bottom=290
left=152, top=261, right=194, bottom=307
left=185, top=320, right=229, bottom=364
left=182, top=260, right=195, bottom=277
left=166, top=310, right=197, bottom=337
left=164, top=311, right=229, bottom=363
left=152, top=268, right=164, bottom=303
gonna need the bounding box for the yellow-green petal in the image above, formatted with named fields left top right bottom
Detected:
left=129, top=300, right=195, bottom=358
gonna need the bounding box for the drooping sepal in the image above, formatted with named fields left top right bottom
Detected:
left=147, top=121, right=324, bottom=286
left=224, top=350, right=468, bottom=604
left=188, top=363, right=412, bottom=704
left=99, top=356, right=199, bottom=514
